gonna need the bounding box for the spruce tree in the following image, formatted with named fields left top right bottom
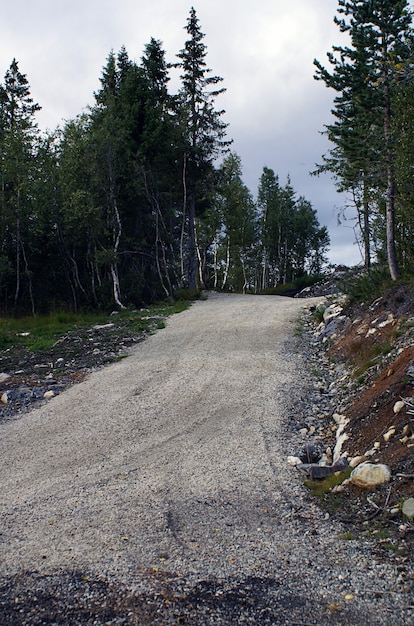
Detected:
left=176, top=7, right=231, bottom=289
left=0, top=59, right=40, bottom=312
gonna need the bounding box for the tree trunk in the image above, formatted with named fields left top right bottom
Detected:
left=383, top=40, right=399, bottom=281
left=187, top=184, right=197, bottom=290
left=194, top=220, right=205, bottom=289
left=221, top=238, right=230, bottom=290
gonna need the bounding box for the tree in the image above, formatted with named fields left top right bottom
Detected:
left=257, top=168, right=328, bottom=286
left=0, top=59, right=41, bottom=313
left=314, top=0, right=414, bottom=279
left=176, top=7, right=231, bottom=289
left=217, top=153, right=256, bottom=292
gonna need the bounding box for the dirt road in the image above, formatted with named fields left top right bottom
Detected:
left=0, top=294, right=412, bottom=624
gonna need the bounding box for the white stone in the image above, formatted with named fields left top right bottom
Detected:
left=333, top=413, right=349, bottom=426
left=287, top=456, right=301, bottom=466
left=402, top=498, right=414, bottom=520
left=349, top=455, right=367, bottom=468
left=0, top=373, right=10, bottom=383
left=43, top=390, right=55, bottom=399
left=1, top=391, right=8, bottom=404
left=393, top=401, right=405, bottom=414
left=323, top=304, right=343, bottom=323
left=333, top=432, right=349, bottom=464
left=92, top=323, right=115, bottom=330
left=383, top=428, right=396, bottom=442
left=350, top=463, right=391, bottom=488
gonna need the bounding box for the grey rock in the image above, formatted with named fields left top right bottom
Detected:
left=402, top=498, right=414, bottom=520
left=299, top=444, right=322, bottom=464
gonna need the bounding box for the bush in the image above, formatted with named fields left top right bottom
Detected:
left=173, top=288, right=203, bottom=301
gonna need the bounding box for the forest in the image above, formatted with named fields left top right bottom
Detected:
left=2, top=1, right=414, bottom=315
left=0, top=8, right=328, bottom=315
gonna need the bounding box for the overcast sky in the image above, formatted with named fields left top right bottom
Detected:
left=1, top=0, right=372, bottom=265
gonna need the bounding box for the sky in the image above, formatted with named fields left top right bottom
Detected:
left=1, top=0, right=369, bottom=266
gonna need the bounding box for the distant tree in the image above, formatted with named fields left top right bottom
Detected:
left=216, top=153, right=256, bottom=292
left=257, top=167, right=328, bottom=286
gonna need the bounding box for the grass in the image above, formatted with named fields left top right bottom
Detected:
left=0, top=300, right=190, bottom=355
left=303, top=467, right=353, bottom=514
left=350, top=339, right=393, bottom=380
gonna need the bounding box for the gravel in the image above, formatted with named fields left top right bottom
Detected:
left=0, top=293, right=413, bottom=625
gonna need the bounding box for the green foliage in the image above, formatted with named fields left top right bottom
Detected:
left=338, top=266, right=392, bottom=304
left=173, top=288, right=203, bottom=301
left=304, top=467, right=352, bottom=514
left=257, top=168, right=329, bottom=289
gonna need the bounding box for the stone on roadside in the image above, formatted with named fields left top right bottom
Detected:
left=383, top=428, right=396, bottom=442
left=0, top=373, right=10, bottom=383
left=349, top=455, right=367, bottom=468
left=393, top=400, right=405, bottom=414
left=402, top=498, right=414, bottom=520
left=299, top=444, right=322, bottom=464
left=43, top=390, right=55, bottom=399
left=1, top=391, right=8, bottom=404
left=350, top=463, right=391, bottom=488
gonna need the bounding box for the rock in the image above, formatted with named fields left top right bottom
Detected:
left=299, top=444, right=322, bottom=464
left=393, top=400, right=405, bottom=414
left=349, top=455, right=367, bottom=468
left=287, top=456, right=302, bottom=466
left=297, top=457, right=348, bottom=480
left=319, top=316, right=351, bottom=340
left=383, top=428, right=396, bottom=442
left=323, top=304, right=343, bottom=323
left=43, top=390, right=55, bottom=399
left=350, top=463, right=391, bottom=488
left=92, top=323, right=115, bottom=331
left=402, top=498, right=414, bottom=520
left=1, top=391, right=8, bottom=404
left=332, top=457, right=349, bottom=471
left=297, top=464, right=337, bottom=479
left=0, top=373, right=10, bottom=383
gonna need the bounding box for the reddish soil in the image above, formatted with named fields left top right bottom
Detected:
left=326, top=284, right=414, bottom=522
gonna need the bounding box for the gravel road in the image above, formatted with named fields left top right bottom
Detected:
left=0, top=293, right=412, bottom=625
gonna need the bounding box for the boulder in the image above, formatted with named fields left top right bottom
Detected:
left=349, top=463, right=391, bottom=488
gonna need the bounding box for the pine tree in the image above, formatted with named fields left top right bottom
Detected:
left=176, top=7, right=231, bottom=289
left=314, top=0, right=414, bottom=279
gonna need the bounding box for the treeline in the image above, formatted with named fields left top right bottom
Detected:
left=0, top=8, right=328, bottom=315
left=314, top=0, right=414, bottom=280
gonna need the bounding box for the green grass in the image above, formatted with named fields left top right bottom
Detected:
left=303, top=467, right=353, bottom=514
left=0, top=300, right=190, bottom=355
